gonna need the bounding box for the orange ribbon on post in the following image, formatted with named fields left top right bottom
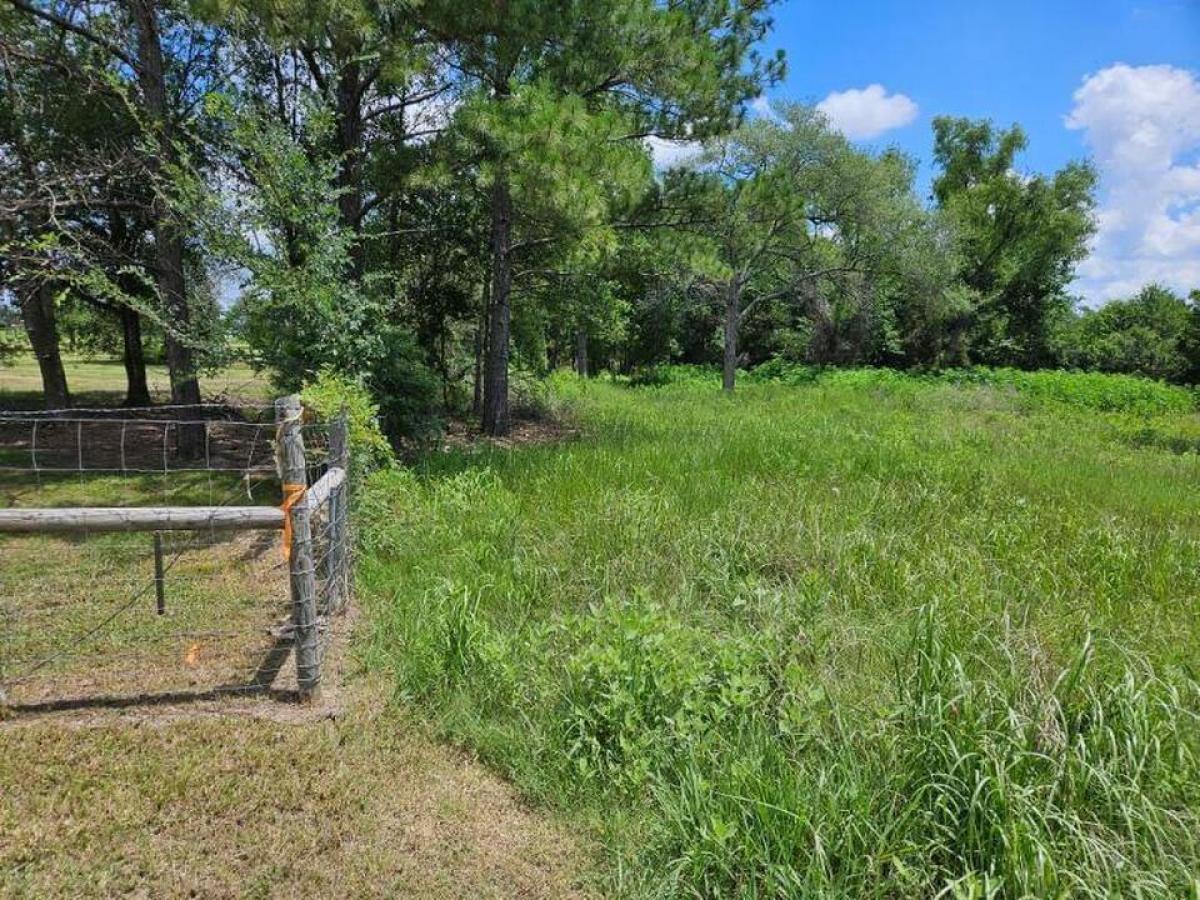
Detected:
left=280, top=482, right=306, bottom=560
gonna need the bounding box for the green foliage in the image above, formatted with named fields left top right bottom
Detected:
left=299, top=369, right=394, bottom=473
left=0, top=326, right=24, bottom=364
left=932, top=117, right=1098, bottom=369
left=204, top=95, right=441, bottom=441
left=358, top=375, right=1200, bottom=896
left=557, top=598, right=766, bottom=792
left=367, top=329, right=445, bottom=443
left=746, top=361, right=1198, bottom=416
left=207, top=94, right=381, bottom=383
left=1062, top=284, right=1198, bottom=382
left=939, top=367, right=1197, bottom=415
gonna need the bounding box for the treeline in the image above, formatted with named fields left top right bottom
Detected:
left=1, top=0, right=1195, bottom=435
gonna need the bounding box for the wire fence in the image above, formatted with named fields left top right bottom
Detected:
left=0, top=398, right=350, bottom=711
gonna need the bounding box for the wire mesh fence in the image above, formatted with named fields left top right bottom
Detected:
left=0, top=399, right=350, bottom=711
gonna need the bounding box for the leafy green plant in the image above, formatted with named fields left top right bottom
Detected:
left=356, top=373, right=1200, bottom=896
left=300, top=370, right=394, bottom=474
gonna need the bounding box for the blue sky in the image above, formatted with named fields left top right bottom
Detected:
left=754, top=0, right=1200, bottom=304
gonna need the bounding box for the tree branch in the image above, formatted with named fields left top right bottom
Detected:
left=4, top=0, right=139, bottom=71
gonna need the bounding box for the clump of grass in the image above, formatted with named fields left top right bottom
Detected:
left=357, top=372, right=1200, bottom=896
left=650, top=614, right=1199, bottom=897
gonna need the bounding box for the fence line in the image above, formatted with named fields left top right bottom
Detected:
left=0, top=397, right=351, bottom=709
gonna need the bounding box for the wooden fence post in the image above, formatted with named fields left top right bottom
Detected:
left=327, top=410, right=350, bottom=613
left=276, top=394, right=320, bottom=700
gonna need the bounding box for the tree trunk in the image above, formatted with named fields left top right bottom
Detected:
left=481, top=174, right=512, bottom=436
left=120, top=305, right=152, bottom=406
left=574, top=328, right=588, bottom=377
left=723, top=279, right=740, bottom=394
left=19, top=281, right=70, bottom=409
left=131, top=0, right=202, bottom=452
left=808, top=290, right=836, bottom=365
left=335, top=59, right=365, bottom=280
left=111, top=212, right=152, bottom=407
left=472, top=270, right=490, bottom=416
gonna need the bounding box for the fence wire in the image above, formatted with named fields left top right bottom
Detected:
left=0, top=404, right=349, bottom=710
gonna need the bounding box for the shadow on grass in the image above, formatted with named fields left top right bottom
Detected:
left=5, top=631, right=303, bottom=714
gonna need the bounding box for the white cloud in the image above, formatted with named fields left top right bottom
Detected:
left=750, top=95, right=778, bottom=120
left=645, top=136, right=703, bottom=170
left=1066, top=63, right=1200, bottom=303
left=815, top=84, right=918, bottom=140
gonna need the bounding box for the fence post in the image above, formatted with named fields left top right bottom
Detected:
left=327, top=410, right=350, bottom=613
left=276, top=394, right=320, bottom=700
left=153, top=531, right=166, bottom=615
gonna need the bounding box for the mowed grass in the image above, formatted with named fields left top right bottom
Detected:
left=0, top=350, right=271, bottom=408
left=0, top=471, right=293, bottom=705
left=358, top=372, right=1200, bottom=897
left=0, top=690, right=592, bottom=898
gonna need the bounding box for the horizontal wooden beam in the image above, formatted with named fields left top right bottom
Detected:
left=0, top=505, right=284, bottom=534
left=306, top=466, right=345, bottom=512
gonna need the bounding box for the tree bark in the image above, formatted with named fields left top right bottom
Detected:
left=130, top=0, right=202, bottom=451
left=335, top=59, right=365, bottom=280
left=574, top=327, right=589, bottom=377
left=723, top=278, right=740, bottom=394
left=481, top=173, right=512, bottom=436
left=119, top=305, right=152, bottom=406
left=110, top=212, right=152, bottom=406
left=472, top=273, right=490, bottom=416
left=18, top=281, right=70, bottom=409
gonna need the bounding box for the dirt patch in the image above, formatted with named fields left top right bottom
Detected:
left=436, top=416, right=581, bottom=453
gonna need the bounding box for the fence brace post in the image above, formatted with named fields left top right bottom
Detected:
left=276, top=394, right=320, bottom=700
left=327, top=409, right=350, bottom=613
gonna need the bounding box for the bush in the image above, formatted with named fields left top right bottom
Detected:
left=300, top=370, right=394, bottom=473
left=940, top=367, right=1197, bottom=415
left=365, top=329, right=443, bottom=444
left=556, top=598, right=766, bottom=793
left=747, top=359, right=1199, bottom=416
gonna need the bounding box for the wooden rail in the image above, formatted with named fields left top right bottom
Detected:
left=0, top=505, right=284, bottom=533
left=0, top=467, right=344, bottom=535
left=305, top=466, right=345, bottom=512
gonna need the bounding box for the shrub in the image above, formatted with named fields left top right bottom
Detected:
left=300, top=369, right=394, bottom=473
left=938, top=367, right=1197, bottom=415
left=365, top=329, right=443, bottom=444
left=747, top=359, right=1199, bottom=416
left=556, top=598, right=767, bottom=794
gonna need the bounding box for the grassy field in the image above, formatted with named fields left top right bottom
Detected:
left=0, top=354, right=592, bottom=897
left=0, top=350, right=271, bottom=408
left=357, top=370, right=1200, bottom=897
left=4, top=356, right=1200, bottom=897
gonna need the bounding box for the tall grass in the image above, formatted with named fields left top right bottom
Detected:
left=747, top=361, right=1198, bottom=416
left=357, top=370, right=1200, bottom=897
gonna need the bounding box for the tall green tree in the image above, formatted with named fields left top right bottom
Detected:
left=0, top=3, right=166, bottom=407
left=422, top=0, right=783, bottom=433
left=676, top=103, right=945, bottom=391
left=208, top=0, right=441, bottom=281
left=932, top=117, right=1097, bottom=369
left=4, top=0, right=223, bottom=432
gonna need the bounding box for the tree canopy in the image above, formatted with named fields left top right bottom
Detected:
left=4, top=0, right=1193, bottom=434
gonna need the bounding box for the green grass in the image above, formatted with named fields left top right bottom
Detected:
left=357, top=370, right=1200, bottom=898
left=0, top=472, right=290, bottom=705
left=0, top=350, right=271, bottom=408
